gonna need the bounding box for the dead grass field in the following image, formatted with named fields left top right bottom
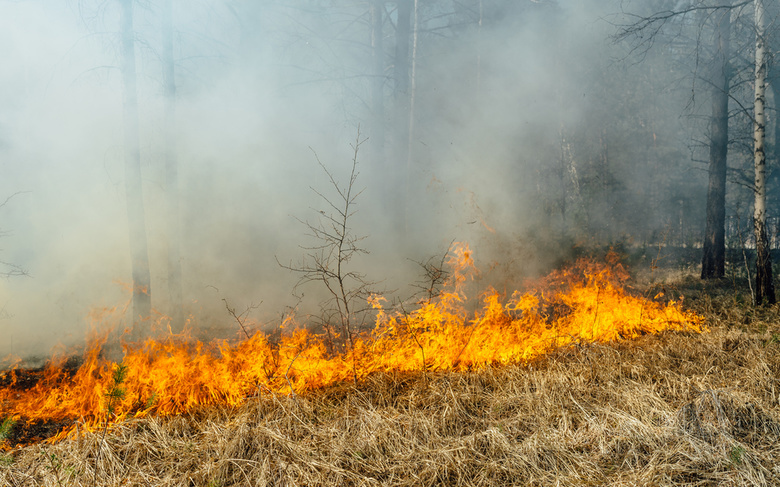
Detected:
left=2, top=275, right=780, bottom=486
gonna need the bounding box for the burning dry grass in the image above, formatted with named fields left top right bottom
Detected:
left=3, top=296, right=780, bottom=486
left=1, top=251, right=779, bottom=486
left=0, top=246, right=703, bottom=442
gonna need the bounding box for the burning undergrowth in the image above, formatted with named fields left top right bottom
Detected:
left=2, top=317, right=779, bottom=486
left=0, top=244, right=704, bottom=451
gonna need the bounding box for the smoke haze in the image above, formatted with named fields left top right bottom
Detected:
left=0, top=0, right=705, bottom=360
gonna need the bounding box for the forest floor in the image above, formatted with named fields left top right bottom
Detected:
left=2, top=266, right=780, bottom=486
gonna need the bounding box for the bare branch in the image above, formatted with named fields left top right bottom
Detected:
left=278, top=126, right=378, bottom=368
left=222, top=299, right=262, bottom=340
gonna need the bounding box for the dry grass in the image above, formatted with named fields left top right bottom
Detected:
left=3, top=278, right=780, bottom=486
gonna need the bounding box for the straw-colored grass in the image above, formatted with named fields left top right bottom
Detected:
left=2, top=278, right=780, bottom=486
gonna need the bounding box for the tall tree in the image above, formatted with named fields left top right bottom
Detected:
left=370, top=0, right=386, bottom=169
left=407, top=0, right=419, bottom=174
left=161, top=0, right=183, bottom=330
left=393, top=0, right=412, bottom=166
left=393, top=0, right=413, bottom=235
left=701, top=3, right=731, bottom=279
left=615, top=1, right=752, bottom=278
left=752, top=0, right=775, bottom=304
left=120, top=0, right=152, bottom=331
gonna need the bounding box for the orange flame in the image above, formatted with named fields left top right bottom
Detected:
left=0, top=243, right=704, bottom=446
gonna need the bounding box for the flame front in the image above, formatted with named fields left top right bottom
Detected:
left=0, top=244, right=704, bottom=445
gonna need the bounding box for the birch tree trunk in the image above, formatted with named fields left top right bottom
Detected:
left=701, top=4, right=730, bottom=279
left=752, top=0, right=775, bottom=304
left=120, top=0, right=152, bottom=331
left=162, top=0, right=183, bottom=331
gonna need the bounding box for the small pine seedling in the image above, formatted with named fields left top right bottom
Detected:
left=93, top=363, right=129, bottom=487
left=0, top=416, right=15, bottom=445
left=105, top=363, right=128, bottom=417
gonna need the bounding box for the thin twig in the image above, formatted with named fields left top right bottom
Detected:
left=222, top=299, right=261, bottom=340
left=278, top=126, right=376, bottom=358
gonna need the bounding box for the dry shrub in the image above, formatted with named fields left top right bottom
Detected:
left=3, top=283, right=780, bottom=486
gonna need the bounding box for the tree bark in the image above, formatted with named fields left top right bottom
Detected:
left=701, top=4, right=731, bottom=279
left=370, top=0, right=386, bottom=168
left=558, top=125, right=568, bottom=238
left=752, top=0, right=775, bottom=304
left=392, top=0, right=412, bottom=235
left=407, top=0, right=418, bottom=171
left=162, top=0, right=183, bottom=331
left=404, top=0, right=419, bottom=230
left=120, top=0, right=152, bottom=332
left=476, top=0, right=483, bottom=97
left=393, top=0, right=411, bottom=173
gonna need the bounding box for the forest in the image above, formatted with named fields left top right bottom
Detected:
left=1, top=0, right=780, bottom=485
left=0, top=0, right=777, bottom=352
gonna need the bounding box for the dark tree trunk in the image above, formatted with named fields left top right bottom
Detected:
left=755, top=221, right=775, bottom=304
left=162, top=0, right=183, bottom=331
left=770, top=45, right=779, bottom=172
left=701, top=4, right=730, bottom=279
left=120, top=0, right=152, bottom=332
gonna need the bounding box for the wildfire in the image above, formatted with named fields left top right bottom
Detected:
left=0, top=244, right=704, bottom=446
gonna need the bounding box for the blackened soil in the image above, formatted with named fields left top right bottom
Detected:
left=0, top=355, right=84, bottom=390
left=3, top=418, right=74, bottom=447
left=1, top=355, right=84, bottom=447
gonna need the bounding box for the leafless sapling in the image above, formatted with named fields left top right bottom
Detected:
left=409, top=242, right=453, bottom=304
left=279, top=128, right=376, bottom=359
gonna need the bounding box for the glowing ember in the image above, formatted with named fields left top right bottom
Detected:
left=0, top=243, right=704, bottom=446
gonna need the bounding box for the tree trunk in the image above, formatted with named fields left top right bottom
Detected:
left=392, top=0, right=412, bottom=236
left=476, top=0, right=483, bottom=97
left=370, top=0, right=385, bottom=168
left=404, top=0, right=419, bottom=231
left=393, top=0, right=411, bottom=173
left=162, top=0, right=183, bottom=331
left=753, top=0, right=775, bottom=304
left=558, top=124, right=568, bottom=238
left=120, top=0, right=152, bottom=333
left=599, top=128, right=614, bottom=242
left=370, top=0, right=392, bottom=229
left=407, top=0, right=419, bottom=170
left=701, top=4, right=730, bottom=279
